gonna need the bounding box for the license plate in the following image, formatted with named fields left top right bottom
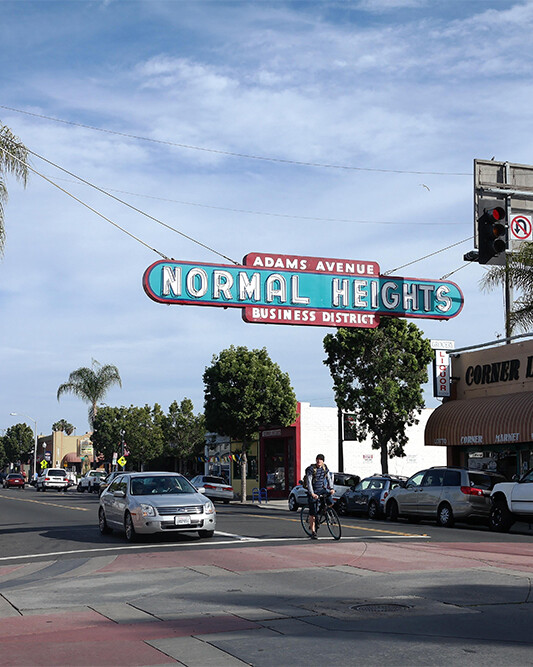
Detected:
left=174, top=515, right=191, bottom=525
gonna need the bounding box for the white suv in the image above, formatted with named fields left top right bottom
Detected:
left=36, top=468, right=69, bottom=492
left=490, top=468, right=533, bottom=532
left=77, top=470, right=108, bottom=493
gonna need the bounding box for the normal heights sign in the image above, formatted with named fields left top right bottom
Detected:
left=143, top=252, right=464, bottom=328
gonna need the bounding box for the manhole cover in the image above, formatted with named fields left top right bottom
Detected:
left=351, top=603, right=411, bottom=613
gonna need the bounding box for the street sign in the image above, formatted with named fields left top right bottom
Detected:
left=40, top=460, right=48, bottom=469
left=510, top=213, right=533, bottom=242
left=143, top=252, right=464, bottom=328
left=117, top=456, right=127, bottom=467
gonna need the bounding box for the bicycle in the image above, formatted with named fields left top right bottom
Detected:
left=300, top=493, right=342, bottom=540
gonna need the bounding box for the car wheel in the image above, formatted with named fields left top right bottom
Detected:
left=288, top=494, right=298, bottom=512
left=42, top=487, right=46, bottom=492
left=198, top=529, right=214, bottom=538
left=437, top=503, right=454, bottom=528
left=77, top=484, right=84, bottom=493
left=367, top=500, right=379, bottom=520
left=489, top=501, right=514, bottom=533
left=336, top=497, right=348, bottom=516
left=124, top=512, right=137, bottom=542
left=387, top=500, right=399, bottom=522
left=99, top=508, right=112, bottom=535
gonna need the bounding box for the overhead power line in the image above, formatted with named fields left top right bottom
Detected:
left=0, top=104, right=472, bottom=177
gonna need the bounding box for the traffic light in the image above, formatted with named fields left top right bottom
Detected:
left=477, top=197, right=508, bottom=265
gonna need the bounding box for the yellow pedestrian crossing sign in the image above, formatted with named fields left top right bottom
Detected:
left=117, top=456, right=127, bottom=467
left=40, top=460, right=48, bottom=469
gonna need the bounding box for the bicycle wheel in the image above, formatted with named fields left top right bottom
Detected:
left=300, top=507, right=313, bottom=536
left=325, top=507, right=342, bottom=540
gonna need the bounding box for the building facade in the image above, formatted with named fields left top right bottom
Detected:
left=425, top=338, right=533, bottom=480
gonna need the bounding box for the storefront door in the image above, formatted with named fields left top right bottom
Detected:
left=262, top=437, right=293, bottom=499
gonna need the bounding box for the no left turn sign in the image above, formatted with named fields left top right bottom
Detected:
left=510, top=214, right=533, bottom=241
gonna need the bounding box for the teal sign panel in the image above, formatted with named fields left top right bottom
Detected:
left=143, top=257, right=463, bottom=328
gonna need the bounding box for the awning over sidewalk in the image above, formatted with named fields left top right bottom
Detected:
left=425, top=391, right=533, bottom=448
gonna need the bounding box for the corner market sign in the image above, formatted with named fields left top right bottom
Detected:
left=143, top=252, right=463, bottom=329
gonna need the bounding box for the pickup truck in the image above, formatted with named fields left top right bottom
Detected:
left=77, top=470, right=108, bottom=493
left=489, top=468, right=533, bottom=532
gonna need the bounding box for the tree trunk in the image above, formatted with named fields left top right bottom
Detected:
left=380, top=441, right=389, bottom=474
left=240, top=449, right=247, bottom=503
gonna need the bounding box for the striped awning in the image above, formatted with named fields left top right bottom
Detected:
left=425, top=391, right=533, bottom=448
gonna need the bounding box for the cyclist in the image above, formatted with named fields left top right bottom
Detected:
left=305, top=454, right=334, bottom=539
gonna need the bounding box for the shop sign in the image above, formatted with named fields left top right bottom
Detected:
left=143, top=252, right=463, bottom=329
left=433, top=349, right=451, bottom=397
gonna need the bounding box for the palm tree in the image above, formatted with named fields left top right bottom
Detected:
left=481, top=244, right=533, bottom=333
left=57, top=360, right=122, bottom=429
left=0, top=124, right=29, bottom=254
left=52, top=419, right=75, bottom=435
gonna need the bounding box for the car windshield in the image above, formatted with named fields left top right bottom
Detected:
left=202, top=476, right=227, bottom=484
left=130, top=475, right=197, bottom=496
left=8, top=474, right=22, bottom=479
left=48, top=470, right=66, bottom=476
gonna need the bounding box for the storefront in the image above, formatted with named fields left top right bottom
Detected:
left=425, top=338, right=533, bottom=479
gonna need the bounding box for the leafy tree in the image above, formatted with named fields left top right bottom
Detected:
left=91, top=405, right=164, bottom=471
left=0, top=124, right=29, bottom=255
left=91, top=406, right=126, bottom=462
left=481, top=246, right=533, bottom=334
left=162, top=399, right=206, bottom=473
left=203, top=345, right=297, bottom=501
left=2, top=423, right=34, bottom=465
left=52, top=419, right=75, bottom=435
left=0, top=437, right=7, bottom=469
left=57, top=359, right=122, bottom=428
left=323, top=318, right=433, bottom=474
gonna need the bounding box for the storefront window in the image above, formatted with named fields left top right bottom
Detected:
left=232, top=456, right=257, bottom=480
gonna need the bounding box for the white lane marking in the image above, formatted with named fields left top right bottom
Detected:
left=0, top=533, right=430, bottom=563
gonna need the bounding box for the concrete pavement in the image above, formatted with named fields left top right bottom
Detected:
left=1, top=502, right=533, bottom=665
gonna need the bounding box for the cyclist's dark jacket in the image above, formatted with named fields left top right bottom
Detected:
left=305, top=464, right=333, bottom=495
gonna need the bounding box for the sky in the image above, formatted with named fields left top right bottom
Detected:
left=0, top=0, right=531, bottom=437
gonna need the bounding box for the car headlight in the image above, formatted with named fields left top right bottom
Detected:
left=204, top=501, right=215, bottom=514
left=140, top=504, right=156, bottom=517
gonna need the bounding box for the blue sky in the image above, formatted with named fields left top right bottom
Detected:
left=0, top=0, right=531, bottom=436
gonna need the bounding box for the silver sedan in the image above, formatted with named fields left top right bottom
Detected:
left=98, top=471, right=216, bottom=541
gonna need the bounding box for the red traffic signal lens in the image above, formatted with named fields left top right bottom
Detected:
left=488, top=206, right=506, bottom=222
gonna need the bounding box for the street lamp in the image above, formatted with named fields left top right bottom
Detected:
left=10, top=412, right=38, bottom=479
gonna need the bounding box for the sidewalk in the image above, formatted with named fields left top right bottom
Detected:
left=2, top=533, right=533, bottom=666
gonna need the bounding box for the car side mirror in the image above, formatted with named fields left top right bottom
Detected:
left=400, top=481, right=406, bottom=488
left=298, top=480, right=303, bottom=485
left=197, top=487, right=206, bottom=494
left=113, top=490, right=125, bottom=498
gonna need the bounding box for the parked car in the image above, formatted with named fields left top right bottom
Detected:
left=385, top=466, right=506, bottom=527
left=490, top=467, right=533, bottom=532
left=337, top=474, right=407, bottom=519
left=98, top=471, right=124, bottom=497
left=3, top=473, right=25, bottom=489
left=98, top=471, right=216, bottom=541
left=189, top=475, right=234, bottom=503
left=35, top=468, right=69, bottom=492
left=78, top=470, right=108, bottom=493
left=288, top=472, right=360, bottom=511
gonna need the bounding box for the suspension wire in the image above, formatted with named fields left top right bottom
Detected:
left=1, top=145, right=170, bottom=259
left=21, top=144, right=239, bottom=265
left=440, top=263, right=472, bottom=280
left=383, top=237, right=473, bottom=275
left=0, top=104, right=472, bottom=177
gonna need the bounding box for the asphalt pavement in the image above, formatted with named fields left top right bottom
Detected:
left=1, top=499, right=533, bottom=666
